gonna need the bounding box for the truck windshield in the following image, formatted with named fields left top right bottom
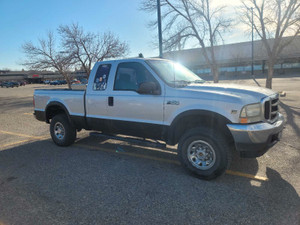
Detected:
left=146, top=60, right=205, bottom=87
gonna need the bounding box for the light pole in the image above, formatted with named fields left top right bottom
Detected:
left=251, top=7, right=254, bottom=76
left=250, top=7, right=260, bottom=86
left=157, top=0, right=163, bottom=58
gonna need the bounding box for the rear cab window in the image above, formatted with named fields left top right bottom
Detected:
left=93, top=64, right=111, bottom=91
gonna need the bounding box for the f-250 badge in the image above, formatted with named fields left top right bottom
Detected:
left=167, top=100, right=180, bottom=105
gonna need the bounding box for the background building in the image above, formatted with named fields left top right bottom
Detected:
left=0, top=70, right=87, bottom=83
left=164, top=36, right=300, bottom=79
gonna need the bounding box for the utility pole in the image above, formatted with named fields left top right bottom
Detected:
left=251, top=7, right=254, bottom=76
left=250, top=7, right=260, bottom=86
left=157, top=0, right=163, bottom=58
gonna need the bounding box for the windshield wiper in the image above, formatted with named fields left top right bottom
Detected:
left=171, top=80, right=191, bottom=87
left=170, top=79, right=205, bottom=87
left=192, top=79, right=205, bottom=84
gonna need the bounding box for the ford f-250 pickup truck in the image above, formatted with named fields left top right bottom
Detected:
left=34, top=58, right=284, bottom=179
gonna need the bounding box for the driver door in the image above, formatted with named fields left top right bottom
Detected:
left=107, top=61, right=164, bottom=139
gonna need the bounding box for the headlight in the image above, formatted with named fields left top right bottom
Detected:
left=239, top=103, right=262, bottom=123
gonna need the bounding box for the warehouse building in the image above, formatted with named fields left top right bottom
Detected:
left=0, top=71, right=87, bottom=83
left=163, top=36, right=300, bottom=79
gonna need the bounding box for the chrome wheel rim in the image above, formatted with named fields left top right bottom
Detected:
left=54, top=122, right=65, bottom=140
left=187, top=140, right=216, bottom=170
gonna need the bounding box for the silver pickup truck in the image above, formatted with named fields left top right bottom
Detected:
left=34, top=58, right=284, bottom=179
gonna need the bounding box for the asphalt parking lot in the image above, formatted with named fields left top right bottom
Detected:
left=0, top=78, right=299, bottom=225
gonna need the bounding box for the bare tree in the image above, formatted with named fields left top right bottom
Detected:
left=142, top=0, right=232, bottom=83
left=94, top=32, right=129, bottom=62
left=22, top=32, right=73, bottom=89
left=58, top=23, right=129, bottom=78
left=240, top=0, right=300, bottom=89
left=58, top=24, right=95, bottom=78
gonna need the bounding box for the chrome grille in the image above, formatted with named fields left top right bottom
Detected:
left=264, top=95, right=279, bottom=122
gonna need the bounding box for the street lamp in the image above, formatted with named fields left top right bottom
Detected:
left=247, top=7, right=260, bottom=87
left=250, top=7, right=260, bottom=86
left=251, top=7, right=254, bottom=76
left=157, top=0, right=163, bottom=58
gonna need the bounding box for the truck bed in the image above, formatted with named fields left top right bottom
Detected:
left=34, top=89, right=86, bottom=118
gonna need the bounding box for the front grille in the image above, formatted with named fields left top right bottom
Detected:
left=264, top=96, right=279, bottom=122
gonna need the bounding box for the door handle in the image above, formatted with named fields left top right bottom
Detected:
left=108, top=96, right=114, bottom=106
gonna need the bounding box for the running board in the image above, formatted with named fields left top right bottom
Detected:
left=89, top=132, right=167, bottom=149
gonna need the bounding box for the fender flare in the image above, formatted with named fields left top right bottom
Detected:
left=45, top=101, right=72, bottom=124
left=166, top=109, right=232, bottom=145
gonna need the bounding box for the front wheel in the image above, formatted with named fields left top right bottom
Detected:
left=178, top=127, right=232, bottom=180
left=50, top=114, right=76, bottom=146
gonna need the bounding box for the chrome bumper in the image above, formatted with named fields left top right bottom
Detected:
left=227, top=113, right=284, bottom=157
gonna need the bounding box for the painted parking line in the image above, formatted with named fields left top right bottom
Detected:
left=0, top=130, right=48, bottom=140
left=226, top=170, right=268, bottom=181
left=76, top=143, right=180, bottom=165
left=1, top=139, right=37, bottom=149
left=76, top=143, right=268, bottom=181
left=130, top=144, right=177, bottom=155
left=0, top=130, right=49, bottom=149
left=23, top=113, right=33, bottom=115
left=0, top=136, right=49, bottom=149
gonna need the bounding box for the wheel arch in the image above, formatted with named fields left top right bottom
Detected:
left=45, top=101, right=72, bottom=124
left=166, top=110, right=234, bottom=145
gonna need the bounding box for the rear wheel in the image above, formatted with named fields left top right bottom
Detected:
left=50, top=114, right=76, bottom=146
left=178, top=127, right=232, bottom=180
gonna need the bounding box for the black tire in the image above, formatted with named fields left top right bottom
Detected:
left=178, top=127, right=232, bottom=180
left=50, top=114, right=76, bottom=146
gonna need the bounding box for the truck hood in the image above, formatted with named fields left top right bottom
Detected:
left=182, top=82, right=276, bottom=103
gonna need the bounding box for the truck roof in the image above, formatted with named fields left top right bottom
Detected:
left=96, top=57, right=169, bottom=64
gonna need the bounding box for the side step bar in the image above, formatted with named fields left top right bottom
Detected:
left=89, top=132, right=167, bottom=149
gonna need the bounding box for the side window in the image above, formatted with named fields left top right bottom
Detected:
left=114, top=62, right=158, bottom=92
left=93, top=64, right=111, bottom=91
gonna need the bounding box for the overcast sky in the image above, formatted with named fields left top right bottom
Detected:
left=0, top=0, right=248, bottom=70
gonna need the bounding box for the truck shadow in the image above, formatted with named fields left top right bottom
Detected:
left=0, top=139, right=299, bottom=224
left=279, top=101, right=300, bottom=136
left=75, top=133, right=264, bottom=180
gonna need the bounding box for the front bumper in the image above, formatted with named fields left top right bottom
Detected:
left=227, top=113, right=284, bottom=158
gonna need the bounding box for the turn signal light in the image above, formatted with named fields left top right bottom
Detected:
left=240, top=118, right=248, bottom=124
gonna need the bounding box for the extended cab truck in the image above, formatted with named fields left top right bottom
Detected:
left=34, top=58, right=284, bottom=179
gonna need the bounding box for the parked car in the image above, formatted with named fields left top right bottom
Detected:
left=18, top=81, right=26, bottom=86
left=50, top=80, right=59, bottom=85
left=34, top=58, right=284, bottom=180
left=56, top=80, right=64, bottom=85
left=72, top=79, right=81, bottom=84
left=1, top=82, right=16, bottom=88
left=11, top=82, right=19, bottom=87
left=60, top=80, right=67, bottom=85
left=79, top=78, right=88, bottom=84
